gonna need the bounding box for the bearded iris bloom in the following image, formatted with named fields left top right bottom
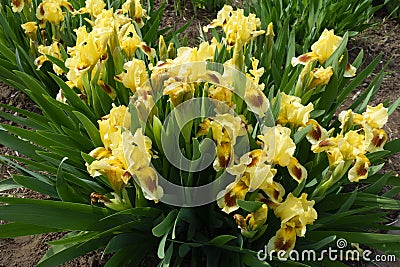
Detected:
left=163, top=81, right=195, bottom=107
left=203, top=5, right=264, bottom=47
left=362, top=103, right=388, bottom=129
left=310, top=29, right=343, bottom=64
left=292, top=29, right=357, bottom=81
left=276, top=92, right=314, bottom=127
left=75, top=0, right=106, bottom=17
left=197, top=114, right=247, bottom=170
left=121, top=0, right=148, bottom=28
left=36, top=0, right=74, bottom=27
left=305, top=119, right=330, bottom=145
left=258, top=125, right=295, bottom=167
left=227, top=149, right=275, bottom=191
left=365, top=127, right=388, bottom=153
left=35, top=42, right=65, bottom=75
left=87, top=105, right=163, bottom=202
left=268, top=193, right=317, bottom=254
left=292, top=29, right=342, bottom=66
left=122, top=130, right=163, bottom=202
left=217, top=178, right=249, bottom=214
left=87, top=155, right=128, bottom=192
left=308, top=66, right=334, bottom=89
left=338, top=130, right=367, bottom=161
left=21, top=22, right=38, bottom=37
left=115, top=59, right=148, bottom=94
left=1, top=3, right=397, bottom=265
left=208, top=85, right=234, bottom=107
left=258, top=125, right=307, bottom=183
left=348, top=154, right=370, bottom=182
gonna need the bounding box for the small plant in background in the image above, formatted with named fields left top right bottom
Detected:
left=192, top=0, right=228, bottom=13
left=244, top=0, right=388, bottom=52
left=0, top=1, right=399, bottom=266
left=385, top=0, right=400, bottom=18
left=170, top=0, right=229, bottom=17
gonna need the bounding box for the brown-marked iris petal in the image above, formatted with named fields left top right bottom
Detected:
left=287, top=157, right=307, bottom=183
left=267, top=225, right=297, bottom=254
left=217, top=179, right=249, bottom=214
left=348, top=155, right=370, bottom=182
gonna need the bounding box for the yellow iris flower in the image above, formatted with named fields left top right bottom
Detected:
left=268, top=223, right=297, bottom=253
left=119, top=23, right=155, bottom=59
left=134, top=89, right=158, bottom=123
left=122, top=130, right=163, bottom=201
left=211, top=114, right=248, bottom=146
left=309, top=106, right=388, bottom=182
left=291, top=29, right=357, bottom=79
left=259, top=181, right=285, bottom=204
left=121, top=0, right=148, bottom=28
left=345, top=62, right=357, bottom=77
left=305, top=119, right=329, bottom=145
left=75, top=0, right=106, bottom=17
left=326, top=147, right=344, bottom=168
left=115, top=58, right=148, bottom=93
left=258, top=125, right=295, bottom=167
left=291, top=52, right=319, bottom=67
left=36, top=0, right=74, bottom=27
left=211, top=114, right=247, bottom=169
left=365, top=126, right=387, bottom=153
left=268, top=193, right=317, bottom=253
left=217, top=178, right=249, bottom=214
left=21, top=22, right=38, bottom=37
left=309, top=66, right=334, bottom=88
left=208, top=85, right=234, bottom=107
left=35, top=42, right=64, bottom=75
left=87, top=155, right=128, bottom=192
left=227, top=149, right=276, bottom=191
left=12, top=0, right=32, bottom=12
left=296, top=61, right=334, bottom=95
left=275, top=193, right=317, bottom=237
left=65, top=26, right=109, bottom=89
left=287, top=157, right=307, bottom=183
left=203, top=5, right=264, bottom=47
left=362, top=103, right=388, bottom=129
left=310, top=29, right=343, bottom=64
left=96, top=104, right=131, bottom=176
left=276, top=92, right=314, bottom=127
left=88, top=104, right=163, bottom=201
left=258, top=125, right=307, bottom=182
left=249, top=58, right=265, bottom=84
left=338, top=107, right=388, bottom=153
left=163, top=79, right=195, bottom=107
left=348, top=154, right=370, bottom=182
left=215, top=141, right=233, bottom=169
left=247, top=204, right=269, bottom=231
left=337, top=130, right=367, bottom=161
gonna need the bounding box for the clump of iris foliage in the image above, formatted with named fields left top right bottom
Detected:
left=0, top=0, right=399, bottom=266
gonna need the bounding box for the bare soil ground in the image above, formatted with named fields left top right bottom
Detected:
left=0, top=2, right=399, bottom=267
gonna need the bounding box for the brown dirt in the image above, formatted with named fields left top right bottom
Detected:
left=0, top=3, right=399, bottom=267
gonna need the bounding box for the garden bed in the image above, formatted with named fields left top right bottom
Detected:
left=0, top=1, right=399, bottom=266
